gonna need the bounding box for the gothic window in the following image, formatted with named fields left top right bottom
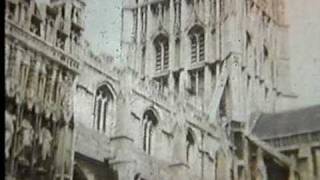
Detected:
left=186, top=128, right=195, bottom=163
left=151, top=4, right=159, bottom=16
left=30, top=16, right=41, bottom=36
left=210, top=64, right=217, bottom=92
left=189, top=26, right=205, bottom=63
left=61, top=5, right=65, bottom=19
left=93, top=85, right=114, bottom=133
left=246, top=31, right=251, bottom=49
left=154, top=35, right=169, bottom=72
left=173, top=72, right=180, bottom=94
left=56, top=31, right=67, bottom=50
left=189, top=68, right=204, bottom=97
left=142, top=110, right=158, bottom=155
left=7, top=2, right=16, bottom=20
left=154, top=76, right=168, bottom=93
left=71, top=6, right=81, bottom=24
left=174, top=0, right=181, bottom=29
left=70, top=28, right=81, bottom=53
left=265, top=87, right=269, bottom=100
left=133, top=9, right=138, bottom=40
left=219, top=80, right=230, bottom=118
left=141, top=6, right=147, bottom=37
left=263, top=45, right=269, bottom=62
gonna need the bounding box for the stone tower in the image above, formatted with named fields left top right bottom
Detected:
left=121, top=0, right=292, bottom=123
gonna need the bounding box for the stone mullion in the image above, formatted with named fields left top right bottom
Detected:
left=56, top=71, right=66, bottom=109
left=244, top=138, right=251, bottom=180
left=142, top=116, right=148, bottom=151
left=93, top=94, right=101, bottom=129
left=47, top=66, right=58, bottom=111
left=38, top=64, right=47, bottom=105
left=105, top=98, right=112, bottom=134
left=14, top=46, right=26, bottom=103
left=100, top=98, right=106, bottom=133
left=216, top=0, right=221, bottom=61
left=196, top=34, right=200, bottom=62
left=26, top=59, right=41, bottom=110
left=5, top=42, right=11, bottom=77
left=19, top=51, right=31, bottom=101
left=8, top=44, right=22, bottom=97
left=160, top=43, right=165, bottom=71
left=204, top=65, right=212, bottom=109
left=9, top=102, right=23, bottom=175
left=147, top=121, right=152, bottom=154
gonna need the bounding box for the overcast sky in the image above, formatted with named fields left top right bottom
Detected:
left=84, top=0, right=122, bottom=58
left=287, top=0, right=320, bottom=108
left=84, top=0, right=320, bottom=109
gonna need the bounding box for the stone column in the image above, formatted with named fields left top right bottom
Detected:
left=5, top=42, right=11, bottom=77
left=216, top=0, right=221, bottom=61
left=48, top=65, right=58, bottom=105
left=298, top=146, right=314, bottom=180
left=244, top=138, right=251, bottom=180
left=230, top=54, right=244, bottom=121
left=168, top=0, right=176, bottom=93
left=288, top=154, right=297, bottom=180
left=100, top=98, right=106, bottom=133
left=143, top=4, right=152, bottom=77
left=20, top=50, right=31, bottom=96
left=111, top=87, right=134, bottom=151
left=204, top=64, right=212, bottom=109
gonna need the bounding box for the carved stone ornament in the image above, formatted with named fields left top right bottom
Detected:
left=27, top=61, right=41, bottom=110
left=15, top=87, right=23, bottom=104
left=61, top=73, right=74, bottom=123
left=5, top=111, right=15, bottom=159
left=6, top=80, right=17, bottom=98
left=39, top=127, right=53, bottom=161
left=63, top=93, right=73, bottom=123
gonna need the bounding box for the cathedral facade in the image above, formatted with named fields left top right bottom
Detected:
left=5, top=0, right=320, bottom=180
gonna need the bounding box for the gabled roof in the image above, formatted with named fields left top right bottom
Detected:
left=252, top=105, right=320, bottom=140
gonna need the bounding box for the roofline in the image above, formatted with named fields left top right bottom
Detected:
left=264, top=104, right=320, bottom=116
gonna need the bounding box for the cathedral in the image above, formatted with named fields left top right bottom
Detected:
left=4, top=0, right=320, bottom=180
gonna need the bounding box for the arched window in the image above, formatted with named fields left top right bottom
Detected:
left=154, top=34, right=169, bottom=72
left=142, top=110, right=158, bottom=154
left=186, top=128, right=195, bottom=163
left=93, top=84, right=114, bottom=133
left=189, top=26, right=205, bottom=63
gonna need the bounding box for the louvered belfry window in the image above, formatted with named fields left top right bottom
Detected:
left=189, top=26, right=205, bottom=63
left=154, top=35, right=169, bottom=72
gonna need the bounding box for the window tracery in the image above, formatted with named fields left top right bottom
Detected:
left=93, top=85, right=114, bottom=133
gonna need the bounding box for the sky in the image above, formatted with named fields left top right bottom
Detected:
left=287, top=0, right=320, bottom=108
left=84, top=0, right=122, bottom=58
left=84, top=0, right=320, bottom=109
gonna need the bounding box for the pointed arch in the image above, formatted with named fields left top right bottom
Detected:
left=93, top=82, right=116, bottom=134
left=153, top=33, right=169, bottom=72
left=188, top=25, right=205, bottom=63
left=142, top=107, right=160, bottom=155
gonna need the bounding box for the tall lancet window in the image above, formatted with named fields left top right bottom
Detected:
left=93, top=85, right=114, bottom=133
left=154, top=34, right=169, bottom=72
left=189, top=25, right=205, bottom=63
left=186, top=128, right=195, bottom=163
left=142, top=110, right=158, bottom=155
